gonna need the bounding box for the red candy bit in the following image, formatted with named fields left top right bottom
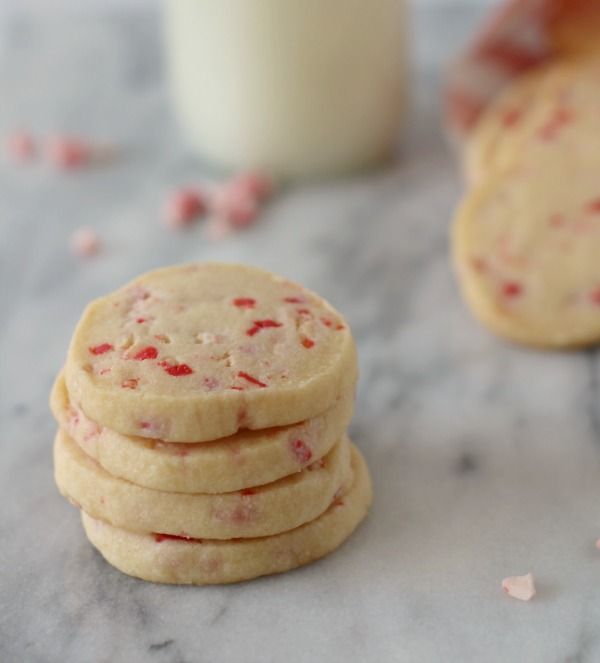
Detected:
left=289, top=438, right=313, bottom=465
left=46, top=135, right=91, bottom=169
left=283, top=296, right=304, bottom=304
left=136, top=318, right=146, bottom=324
left=586, top=199, right=600, bottom=214
left=240, top=488, right=256, bottom=496
left=501, top=107, right=523, bottom=128
left=590, top=287, right=600, bottom=305
left=237, top=371, right=267, bottom=388
left=301, top=337, right=315, bottom=349
left=70, top=227, right=101, bottom=257
left=320, top=317, right=333, bottom=328
left=203, top=376, right=219, bottom=390
left=6, top=130, right=35, bottom=162
left=470, top=257, right=487, bottom=273
left=537, top=107, right=574, bottom=141
left=229, top=386, right=244, bottom=391
left=296, top=308, right=311, bottom=316
left=246, top=319, right=282, bottom=336
left=162, top=187, right=206, bottom=229
left=158, top=361, right=194, bottom=377
left=501, top=281, right=523, bottom=298
left=153, top=533, right=203, bottom=544
left=230, top=172, right=274, bottom=201
left=121, top=378, right=139, bottom=390
left=131, top=346, right=158, bottom=361
left=89, top=343, right=113, bottom=355
left=335, top=324, right=345, bottom=331
left=211, top=185, right=260, bottom=228
left=233, top=297, right=256, bottom=308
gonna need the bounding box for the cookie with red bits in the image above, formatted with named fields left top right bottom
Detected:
left=466, top=55, right=600, bottom=183
left=80, top=444, right=372, bottom=585
left=51, top=372, right=354, bottom=494
left=64, top=263, right=357, bottom=442
left=54, top=428, right=352, bottom=540
left=454, top=150, right=600, bottom=348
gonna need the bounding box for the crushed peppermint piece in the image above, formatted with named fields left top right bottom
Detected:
left=229, top=172, right=274, bottom=201
left=46, top=135, right=91, bottom=169
left=70, top=227, right=101, bottom=257
left=502, top=573, right=536, bottom=601
left=163, top=188, right=206, bottom=228
left=233, top=298, right=256, bottom=308
left=246, top=319, right=283, bottom=336
left=502, top=281, right=523, bottom=298
left=158, top=361, right=194, bottom=377
left=131, top=346, right=158, bottom=361
left=237, top=371, right=267, bottom=388
left=89, top=343, right=113, bottom=355
left=6, top=130, right=35, bottom=162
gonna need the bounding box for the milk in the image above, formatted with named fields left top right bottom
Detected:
left=165, top=0, right=408, bottom=179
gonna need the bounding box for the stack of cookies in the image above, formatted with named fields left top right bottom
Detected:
left=454, top=54, right=600, bottom=349
left=52, top=263, right=372, bottom=584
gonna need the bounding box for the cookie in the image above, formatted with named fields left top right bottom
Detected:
left=453, top=149, right=600, bottom=348
left=466, top=61, right=569, bottom=183
left=51, top=373, right=354, bottom=493
left=64, top=263, right=357, bottom=442
left=54, top=428, right=352, bottom=539
left=81, top=444, right=372, bottom=585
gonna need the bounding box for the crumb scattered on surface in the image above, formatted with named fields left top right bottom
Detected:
left=70, top=227, right=101, bottom=257
left=502, top=573, right=535, bottom=601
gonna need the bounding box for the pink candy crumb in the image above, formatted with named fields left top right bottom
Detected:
left=6, top=130, right=35, bottom=162
left=70, top=227, right=101, bottom=257
left=163, top=188, right=206, bottom=229
left=46, top=135, right=91, bottom=169
left=501, top=573, right=536, bottom=602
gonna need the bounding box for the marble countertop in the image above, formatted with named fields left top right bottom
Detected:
left=2, top=5, right=600, bottom=663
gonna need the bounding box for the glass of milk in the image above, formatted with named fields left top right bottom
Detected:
left=164, top=0, right=408, bottom=180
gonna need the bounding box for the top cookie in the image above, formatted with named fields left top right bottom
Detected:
left=64, top=264, right=357, bottom=442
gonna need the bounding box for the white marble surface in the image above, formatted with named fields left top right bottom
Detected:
left=2, top=6, right=600, bottom=663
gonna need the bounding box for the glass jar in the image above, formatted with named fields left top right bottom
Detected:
left=164, top=0, right=408, bottom=180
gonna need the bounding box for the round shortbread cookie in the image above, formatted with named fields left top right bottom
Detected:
left=64, top=263, right=357, bottom=442
left=51, top=373, right=354, bottom=493
left=466, top=59, right=586, bottom=183
left=453, top=148, right=600, bottom=348
left=80, top=444, right=372, bottom=585
left=54, top=428, right=352, bottom=539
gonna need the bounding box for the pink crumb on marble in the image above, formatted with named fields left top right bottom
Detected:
left=501, top=573, right=536, bottom=601
left=70, top=227, right=101, bottom=257
left=162, top=188, right=206, bottom=229
left=46, top=135, right=91, bottom=169
left=6, top=130, right=35, bottom=162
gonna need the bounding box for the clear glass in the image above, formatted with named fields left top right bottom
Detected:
left=165, top=0, right=408, bottom=180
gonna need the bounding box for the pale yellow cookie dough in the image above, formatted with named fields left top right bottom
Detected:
left=64, top=263, right=358, bottom=442
left=81, top=444, right=372, bottom=585
left=51, top=373, right=354, bottom=494
left=465, top=59, right=588, bottom=183
left=454, top=148, right=600, bottom=348
left=54, top=428, right=352, bottom=539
